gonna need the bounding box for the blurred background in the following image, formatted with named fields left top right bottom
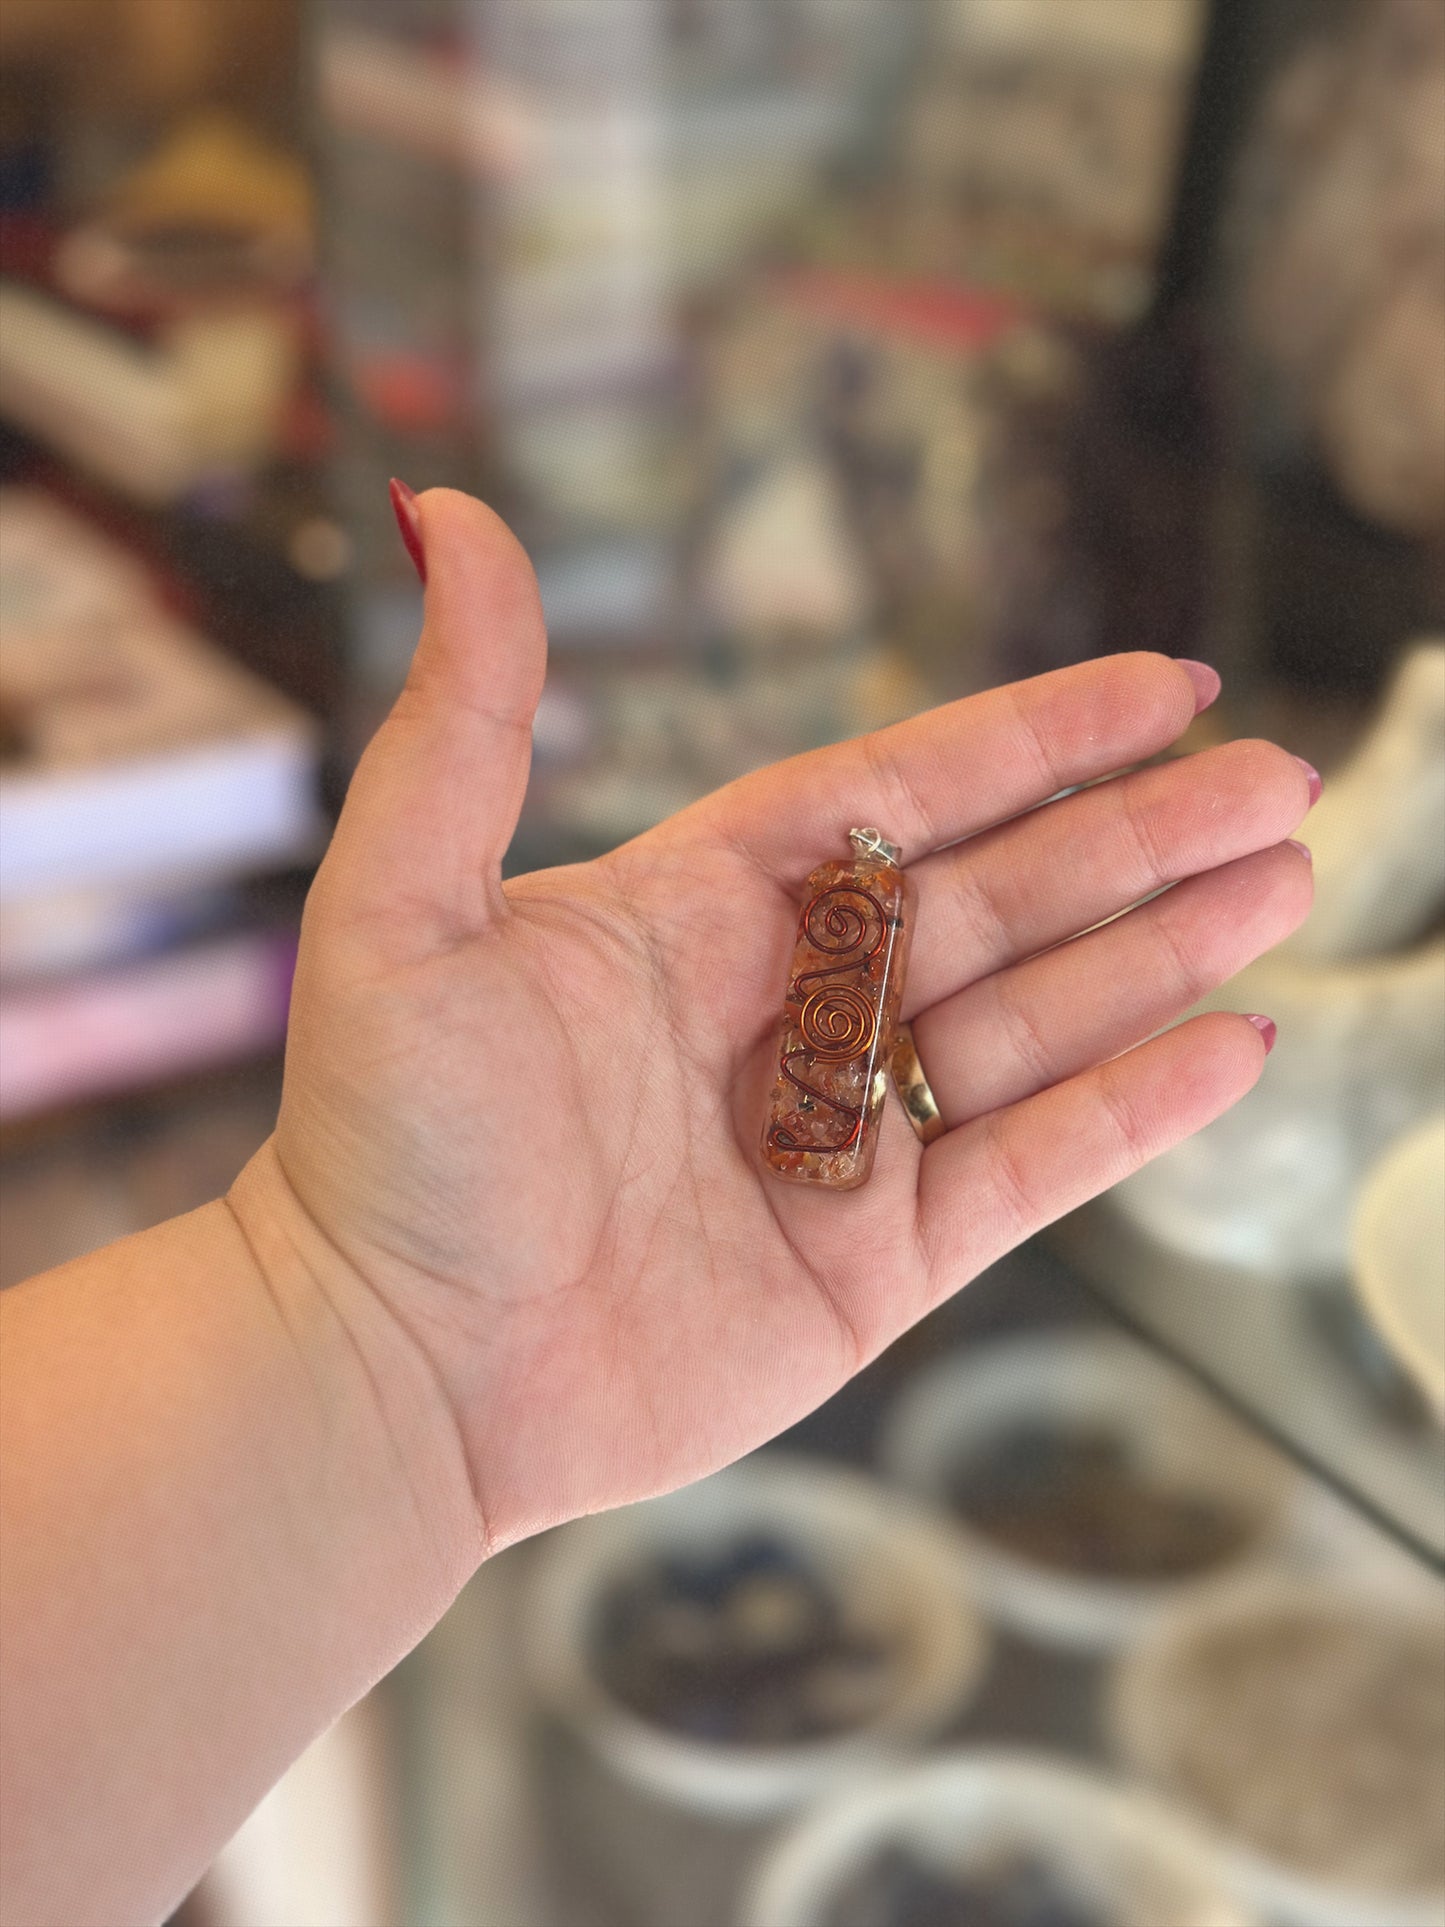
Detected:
left=1, top=0, right=1442, bottom=1922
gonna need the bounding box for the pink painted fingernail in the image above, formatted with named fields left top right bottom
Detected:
left=389, top=478, right=427, bottom=585
left=1286, top=838, right=1312, bottom=860
left=1244, top=1012, right=1277, bottom=1053
left=1293, top=756, right=1322, bottom=806
left=1175, top=659, right=1221, bottom=712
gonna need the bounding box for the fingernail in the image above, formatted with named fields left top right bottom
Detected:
left=1293, top=755, right=1322, bottom=807
left=1244, top=1012, right=1277, bottom=1053
left=389, top=478, right=427, bottom=585
left=1175, top=659, right=1221, bottom=712
left=1286, top=837, right=1312, bottom=861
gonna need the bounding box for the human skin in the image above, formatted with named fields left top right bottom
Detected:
left=0, top=490, right=1316, bottom=1926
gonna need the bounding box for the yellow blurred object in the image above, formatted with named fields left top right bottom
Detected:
left=53, top=112, right=314, bottom=315
left=102, top=112, right=312, bottom=256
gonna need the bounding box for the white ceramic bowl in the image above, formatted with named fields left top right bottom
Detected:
left=878, top=1329, right=1299, bottom=1653
left=743, top=1749, right=1258, bottom=1927
left=522, top=1453, right=989, bottom=1819
left=1352, top=1113, right=1445, bottom=1424
left=1108, top=1573, right=1445, bottom=1927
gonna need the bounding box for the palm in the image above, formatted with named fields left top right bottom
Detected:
left=270, top=492, right=1314, bottom=1548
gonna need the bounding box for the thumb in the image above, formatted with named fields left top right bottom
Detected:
left=321, top=486, right=548, bottom=942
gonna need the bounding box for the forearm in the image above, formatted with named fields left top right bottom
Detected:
left=0, top=1144, right=482, bottom=1927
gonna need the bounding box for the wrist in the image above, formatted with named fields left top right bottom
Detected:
left=227, top=1139, right=488, bottom=1604
left=1, top=1169, right=485, bottom=1927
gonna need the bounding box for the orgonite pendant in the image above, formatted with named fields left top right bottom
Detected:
left=762, top=828, right=915, bottom=1190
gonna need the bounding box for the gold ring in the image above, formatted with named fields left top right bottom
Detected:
left=890, top=1022, right=947, bottom=1144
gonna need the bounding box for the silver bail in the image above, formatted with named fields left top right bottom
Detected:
left=848, top=826, right=901, bottom=866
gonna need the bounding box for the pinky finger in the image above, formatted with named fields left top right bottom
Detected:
left=915, top=1011, right=1272, bottom=1301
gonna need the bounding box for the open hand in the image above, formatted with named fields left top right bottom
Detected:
left=235, top=490, right=1315, bottom=1554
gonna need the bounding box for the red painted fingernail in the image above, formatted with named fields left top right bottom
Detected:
left=1293, top=755, right=1322, bottom=806
left=1244, top=1012, right=1277, bottom=1053
left=1175, top=659, right=1221, bottom=712
left=1286, top=837, right=1312, bottom=860
left=389, top=478, right=427, bottom=585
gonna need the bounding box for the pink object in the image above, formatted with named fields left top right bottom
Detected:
left=1243, top=1013, right=1278, bottom=1054
left=1173, top=659, right=1221, bottom=712
left=0, top=931, right=296, bottom=1119
left=1292, top=756, right=1323, bottom=806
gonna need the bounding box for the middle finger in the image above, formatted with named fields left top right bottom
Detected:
left=903, top=738, right=1316, bottom=1018
left=911, top=841, right=1313, bottom=1129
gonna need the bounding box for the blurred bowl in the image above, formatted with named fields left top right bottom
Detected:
left=878, top=1329, right=1299, bottom=1653
left=742, top=1749, right=1257, bottom=1927
left=1352, top=1113, right=1445, bottom=1425
left=522, top=1453, right=988, bottom=1820
left=1108, top=1573, right=1445, bottom=1927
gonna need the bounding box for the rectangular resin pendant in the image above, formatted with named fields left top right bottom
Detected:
left=762, top=831, right=915, bottom=1190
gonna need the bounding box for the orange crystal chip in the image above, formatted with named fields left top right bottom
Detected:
left=761, top=850, right=915, bottom=1190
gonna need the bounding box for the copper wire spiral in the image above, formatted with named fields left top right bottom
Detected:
left=798, top=982, right=876, bottom=1060
left=800, top=885, right=887, bottom=959
left=768, top=882, right=888, bottom=1156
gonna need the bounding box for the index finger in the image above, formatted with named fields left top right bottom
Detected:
left=693, top=653, right=1214, bottom=886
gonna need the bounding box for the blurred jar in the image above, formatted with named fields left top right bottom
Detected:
left=522, top=1454, right=988, bottom=1927
left=1109, top=1573, right=1445, bottom=1927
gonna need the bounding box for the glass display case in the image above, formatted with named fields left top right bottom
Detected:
left=1057, top=0, right=1445, bottom=1570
